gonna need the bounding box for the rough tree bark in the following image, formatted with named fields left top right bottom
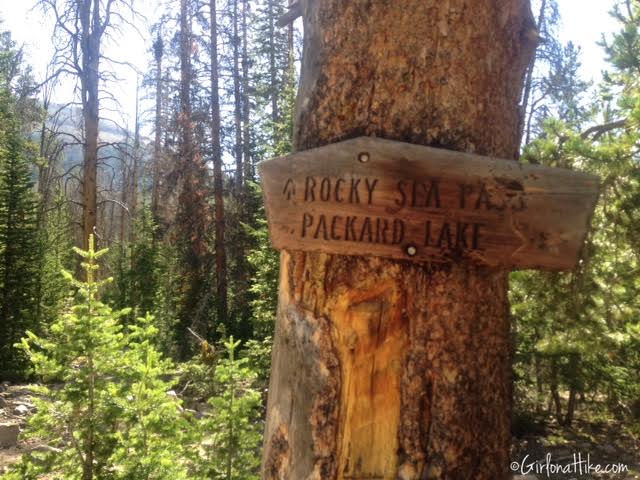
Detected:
left=261, top=1, right=537, bottom=479
left=80, top=0, right=101, bottom=249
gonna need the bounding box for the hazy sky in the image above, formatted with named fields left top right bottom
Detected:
left=0, top=0, right=622, bottom=127
left=0, top=0, right=154, bottom=128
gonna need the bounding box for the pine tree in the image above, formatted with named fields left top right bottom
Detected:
left=106, top=203, right=159, bottom=323
left=10, top=236, right=189, bottom=479
left=511, top=0, right=640, bottom=426
left=175, top=0, right=215, bottom=357
left=194, top=336, right=262, bottom=480
left=519, top=0, right=591, bottom=147
left=34, top=190, right=74, bottom=333
left=0, top=86, right=39, bottom=378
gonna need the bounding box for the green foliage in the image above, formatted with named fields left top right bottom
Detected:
left=512, top=0, right=640, bottom=426
left=0, top=84, right=40, bottom=378
left=247, top=197, right=279, bottom=339
left=34, top=191, right=74, bottom=331
left=151, top=240, right=183, bottom=358
left=0, top=27, right=40, bottom=128
left=522, top=0, right=591, bottom=145
left=194, top=336, right=262, bottom=480
left=225, top=184, right=259, bottom=342
left=108, top=314, right=190, bottom=480
left=242, top=336, right=272, bottom=394
left=6, top=236, right=189, bottom=479
left=107, top=203, right=160, bottom=320
left=130, top=205, right=161, bottom=317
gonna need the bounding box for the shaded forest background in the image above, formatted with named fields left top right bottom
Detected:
left=0, top=0, right=638, bottom=477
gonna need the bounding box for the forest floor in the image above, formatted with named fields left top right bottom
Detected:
left=511, top=413, right=640, bottom=479
left=0, top=383, right=41, bottom=476
left=1, top=383, right=639, bottom=478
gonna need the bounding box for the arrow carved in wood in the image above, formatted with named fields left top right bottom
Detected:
left=282, top=178, right=296, bottom=200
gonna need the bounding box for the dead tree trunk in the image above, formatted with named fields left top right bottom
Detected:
left=261, top=1, right=537, bottom=479
left=80, top=0, right=101, bottom=249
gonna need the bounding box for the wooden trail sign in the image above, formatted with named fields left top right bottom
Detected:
left=259, top=136, right=599, bottom=271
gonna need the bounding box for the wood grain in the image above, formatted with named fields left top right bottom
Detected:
left=260, top=136, right=599, bottom=271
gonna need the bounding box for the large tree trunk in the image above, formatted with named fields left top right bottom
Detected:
left=261, top=1, right=537, bottom=479
left=80, top=0, right=101, bottom=249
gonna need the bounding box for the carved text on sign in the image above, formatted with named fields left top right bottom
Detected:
left=259, top=137, right=599, bottom=270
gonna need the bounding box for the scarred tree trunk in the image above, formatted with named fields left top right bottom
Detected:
left=261, top=1, right=537, bottom=479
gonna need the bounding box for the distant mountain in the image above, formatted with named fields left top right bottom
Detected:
left=46, top=104, right=146, bottom=178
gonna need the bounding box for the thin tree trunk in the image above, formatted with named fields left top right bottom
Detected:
left=565, top=387, right=577, bottom=427
left=287, top=9, right=293, bottom=74
left=535, top=353, right=544, bottom=413
left=152, top=32, right=164, bottom=225
left=130, top=77, right=140, bottom=244
left=211, top=0, right=228, bottom=326
left=268, top=0, right=279, bottom=124
left=178, top=0, right=197, bottom=356
left=37, top=89, right=52, bottom=216
left=550, top=357, right=563, bottom=424
left=179, top=0, right=194, bottom=182
left=564, top=353, right=579, bottom=426
left=232, top=0, right=243, bottom=188
left=242, top=0, right=251, bottom=181
left=519, top=0, right=546, bottom=148
left=119, top=132, right=129, bottom=248
left=261, top=1, right=537, bottom=479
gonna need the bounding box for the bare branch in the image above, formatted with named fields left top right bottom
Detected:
left=580, top=119, right=628, bottom=141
